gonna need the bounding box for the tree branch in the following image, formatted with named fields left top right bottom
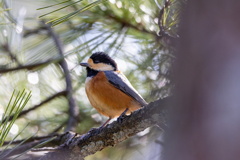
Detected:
left=107, top=14, right=156, bottom=37
left=3, top=134, right=59, bottom=146
left=45, top=23, right=79, bottom=132
left=1, top=44, right=22, bottom=66
left=23, top=26, right=47, bottom=38
left=0, top=59, right=59, bottom=74
left=38, top=97, right=168, bottom=160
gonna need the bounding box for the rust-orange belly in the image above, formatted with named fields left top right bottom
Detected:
left=85, top=72, right=141, bottom=118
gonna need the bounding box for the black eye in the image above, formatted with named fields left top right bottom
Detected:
left=94, top=59, right=100, bottom=63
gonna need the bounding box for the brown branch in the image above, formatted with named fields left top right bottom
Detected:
left=45, top=23, right=79, bottom=132
left=3, top=134, right=59, bottom=146
left=2, top=44, right=22, bottom=65
left=23, top=26, right=47, bottom=38
left=107, top=14, right=156, bottom=37
left=38, top=97, right=168, bottom=160
left=0, top=138, right=53, bottom=159
left=0, top=59, right=59, bottom=74
left=2, top=91, right=67, bottom=123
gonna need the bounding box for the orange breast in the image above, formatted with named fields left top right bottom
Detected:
left=85, top=72, right=141, bottom=118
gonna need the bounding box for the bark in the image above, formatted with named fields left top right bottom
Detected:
left=164, top=0, right=240, bottom=160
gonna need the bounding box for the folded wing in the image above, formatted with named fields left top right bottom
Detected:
left=104, top=71, right=148, bottom=107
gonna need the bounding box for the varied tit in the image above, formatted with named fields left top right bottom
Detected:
left=80, top=52, right=148, bottom=127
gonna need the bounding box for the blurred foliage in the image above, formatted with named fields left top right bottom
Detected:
left=0, top=0, right=182, bottom=159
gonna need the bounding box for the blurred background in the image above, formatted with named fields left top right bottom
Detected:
left=0, top=0, right=180, bottom=159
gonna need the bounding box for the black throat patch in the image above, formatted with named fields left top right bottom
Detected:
left=86, top=67, right=99, bottom=77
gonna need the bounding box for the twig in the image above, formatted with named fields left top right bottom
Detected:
left=2, top=44, right=21, bottom=66
left=3, top=134, right=59, bottom=146
left=23, top=26, right=47, bottom=38
left=0, top=139, right=49, bottom=159
left=2, top=91, right=67, bottom=123
left=45, top=23, right=79, bottom=132
left=0, top=59, right=59, bottom=74
left=107, top=14, right=156, bottom=37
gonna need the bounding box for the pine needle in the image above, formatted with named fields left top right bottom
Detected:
left=0, top=90, right=32, bottom=147
left=43, top=0, right=107, bottom=27
left=38, top=0, right=83, bottom=18
left=37, top=0, right=72, bottom=10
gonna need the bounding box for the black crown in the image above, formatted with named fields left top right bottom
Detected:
left=90, top=52, right=118, bottom=71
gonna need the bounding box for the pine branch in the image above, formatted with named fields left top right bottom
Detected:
left=3, top=134, right=59, bottom=146
left=38, top=97, right=168, bottom=160
left=107, top=14, right=156, bottom=37
left=23, top=26, right=47, bottom=38
left=0, top=59, right=59, bottom=74
left=0, top=139, right=51, bottom=159
left=1, top=44, right=22, bottom=66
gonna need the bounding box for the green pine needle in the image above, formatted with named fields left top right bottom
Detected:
left=37, top=0, right=72, bottom=10
left=51, top=0, right=107, bottom=26
left=38, top=0, right=83, bottom=18
left=37, top=0, right=107, bottom=27
left=0, top=90, right=32, bottom=147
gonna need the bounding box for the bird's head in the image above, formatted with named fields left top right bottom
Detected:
left=80, top=52, right=118, bottom=71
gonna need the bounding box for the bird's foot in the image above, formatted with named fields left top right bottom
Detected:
left=117, top=115, right=126, bottom=123
left=117, top=108, right=128, bottom=123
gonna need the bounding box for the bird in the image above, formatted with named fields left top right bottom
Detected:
left=80, top=52, right=148, bottom=128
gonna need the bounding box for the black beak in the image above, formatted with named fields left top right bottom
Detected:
left=80, top=62, right=89, bottom=67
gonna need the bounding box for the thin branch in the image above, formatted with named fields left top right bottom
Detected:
left=23, top=26, right=47, bottom=38
left=2, top=44, right=22, bottom=66
left=2, top=91, right=67, bottom=123
left=107, top=14, right=156, bottom=37
left=0, top=138, right=52, bottom=159
left=45, top=23, right=79, bottom=132
left=0, top=59, right=59, bottom=74
left=3, top=134, right=59, bottom=146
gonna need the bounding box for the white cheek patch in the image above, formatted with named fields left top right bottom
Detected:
left=92, top=63, right=114, bottom=71
left=98, top=64, right=114, bottom=71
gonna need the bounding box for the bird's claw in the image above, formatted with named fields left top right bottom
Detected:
left=117, top=114, right=127, bottom=123
left=117, top=108, right=128, bottom=123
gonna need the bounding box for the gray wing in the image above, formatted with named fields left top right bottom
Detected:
left=104, top=71, right=148, bottom=107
